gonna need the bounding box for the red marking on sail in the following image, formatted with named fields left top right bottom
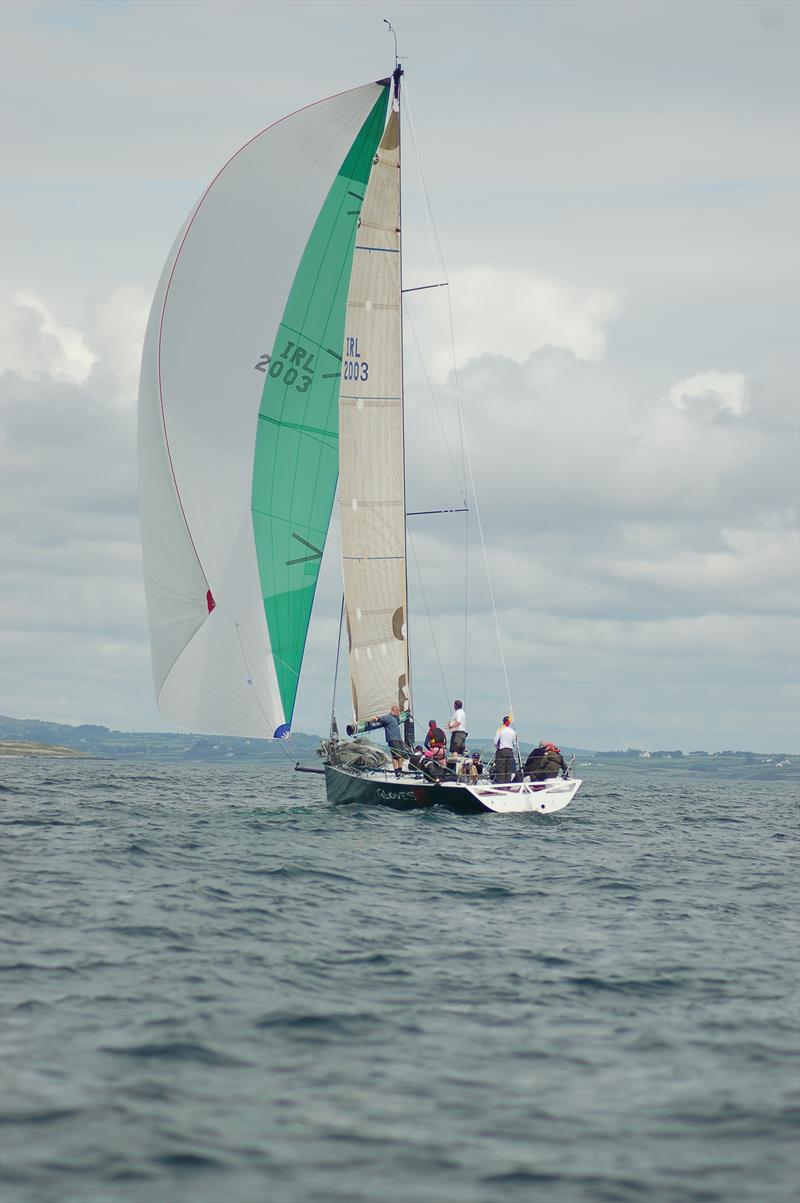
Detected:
left=206, top=590, right=216, bottom=613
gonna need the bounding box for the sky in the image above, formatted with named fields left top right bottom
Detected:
left=1, top=0, right=798, bottom=753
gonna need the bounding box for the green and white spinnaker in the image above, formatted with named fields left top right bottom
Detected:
left=138, top=81, right=393, bottom=738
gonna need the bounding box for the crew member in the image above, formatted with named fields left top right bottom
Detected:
left=494, top=716, right=517, bottom=783
left=446, top=699, right=467, bottom=754
left=424, top=719, right=447, bottom=757
left=524, top=741, right=568, bottom=781
left=368, top=705, right=405, bottom=777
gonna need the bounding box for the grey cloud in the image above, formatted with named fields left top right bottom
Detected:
left=2, top=371, right=137, bottom=520
left=406, top=347, right=796, bottom=528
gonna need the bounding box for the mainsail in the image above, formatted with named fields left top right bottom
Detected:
left=339, top=99, right=410, bottom=721
left=138, top=81, right=390, bottom=738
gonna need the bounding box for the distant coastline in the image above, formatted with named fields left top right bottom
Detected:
left=0, top=715, right=319, bottom=763
left=1, top=715, right=797, bottom=780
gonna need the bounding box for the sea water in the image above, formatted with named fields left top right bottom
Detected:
left=1, top=757, right=798, bottom=1203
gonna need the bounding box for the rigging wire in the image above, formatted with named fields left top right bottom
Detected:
left=447, top=270, right=515, bottom=723
left=329, top=595, right=345, bottom=738
left=383, top=18, right=399, bottom=69
left=407, top=524, right=451, bottom=712
left=403, top=80, right=515, bottom=723
left=463, top=505, right=469, bottom=704
left=403, top=303, right=467, bottom=505
left=402, top=84, right=448, bottom=296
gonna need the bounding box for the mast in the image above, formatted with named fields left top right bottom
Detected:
left=394, top=60, right=413, bottom=738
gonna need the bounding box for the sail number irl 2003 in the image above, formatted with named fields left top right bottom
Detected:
left=254, top=336, right=368, bottom=388
left=254, top=340, right=316, bottom=393
left=343, top=335, right=368, bottom=382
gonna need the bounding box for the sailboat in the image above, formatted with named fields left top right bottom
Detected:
left=138, top=65, right=581, bottom=815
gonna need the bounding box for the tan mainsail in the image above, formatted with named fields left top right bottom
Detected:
left=338, top=106, right=410, bottom=721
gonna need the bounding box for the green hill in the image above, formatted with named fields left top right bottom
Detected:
left=0, top=715, right=321, bottom=762
left=1, top=716, right=797, bottom=778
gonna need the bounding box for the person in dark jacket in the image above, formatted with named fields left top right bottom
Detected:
left=524, top=741, right=567, bottom=780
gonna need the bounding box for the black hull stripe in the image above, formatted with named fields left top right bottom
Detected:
left=324, top=765, right=489, bottom=813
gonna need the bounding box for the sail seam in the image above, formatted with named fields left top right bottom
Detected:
left=250, top=506, right=329, bottom=534
left=257, top=413, right=339, bottom=441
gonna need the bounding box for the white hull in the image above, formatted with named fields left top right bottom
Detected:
left=464, top=778, right=582, bottom=814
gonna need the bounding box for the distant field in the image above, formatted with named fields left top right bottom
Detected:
left=0, top=740, right=91, bottom=758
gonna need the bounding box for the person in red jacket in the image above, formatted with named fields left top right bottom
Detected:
left=423, top=719, right=447, bottom=760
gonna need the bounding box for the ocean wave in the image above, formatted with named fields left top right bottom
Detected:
left=101, top=1040, right=245, bottom=1067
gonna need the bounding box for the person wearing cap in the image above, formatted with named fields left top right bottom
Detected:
left=494, top=716, right=517, bottom=783
left=468, top=751, right=484, bottom=780
left=446, top=699, right=467, bottom=754
left=409, top=744, right=426, bottom=772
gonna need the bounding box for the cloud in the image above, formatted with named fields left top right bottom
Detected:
left=1, top=308, right=796, bottom=750
left=406, top=345, right=794, bottom=528
left=405, top=268, right=619, bottom=380
left=86, top=287, right=151, bottom=410
left=0, top=291, right=161, bottom=731
left=397, top=343, right=798, bottom=749
left=667, top=370, right=749, bottom=417
left=1, top=291, right=96, bottom=382
left=451, top=267, right=619, bottom=365
left=1, top=289, right=150, bottom=407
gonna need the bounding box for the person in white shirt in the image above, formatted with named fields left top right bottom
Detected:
left=494, top=716, right=517, bottom=782
left=446, top=699, right=467, bottom=754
